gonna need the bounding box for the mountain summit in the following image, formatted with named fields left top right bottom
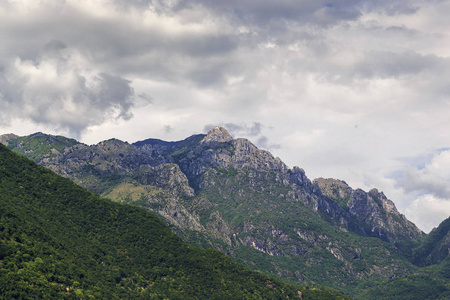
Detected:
left=201, top=126, right=234, bottom=143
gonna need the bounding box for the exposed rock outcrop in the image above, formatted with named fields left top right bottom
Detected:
left=201, top=126, right=234, bottom=144
left=314, top=178, right=423, bottom=243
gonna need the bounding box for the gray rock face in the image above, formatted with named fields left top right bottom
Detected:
left=41, top=138, right=169, bottom=179
left=136, top=164, right=195, bottom=197
left=314, top=178, right=352, bottom=207
left=201, top=126, right=234, bottom=144
left=314, top=178, right=423, bottom=243
left=178, top=128, right=315, bottom=190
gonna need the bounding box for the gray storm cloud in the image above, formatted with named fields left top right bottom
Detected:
left=0, top=41, right=134, bottom=137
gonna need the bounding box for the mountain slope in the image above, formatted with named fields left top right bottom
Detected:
left=0, top=143, right=350, bottom=299
left=4, top=132, right=80, bottom=163
left=354, top=218, right=450, bottom=299
left=313, top=178, right=423, bottom=255
left=356, top=257, right=450, bottom=300
left=412, top=217, right=450, bottom=267
left=0, top=128, right=442, bottom=298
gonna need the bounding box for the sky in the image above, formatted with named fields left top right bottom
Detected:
left=1, top=0, right=450, bottom=232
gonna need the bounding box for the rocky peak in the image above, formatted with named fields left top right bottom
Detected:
left=201, top=126, right=234, bottom=144
left=96, top=138, right=129, bottom=150
left=313, top=178, right=353, bottom=208
left=314, top=178, right=422, bottom=243
left=368, top=188, right=397, bottom=214
left=348, top=188, right=422, bottom=242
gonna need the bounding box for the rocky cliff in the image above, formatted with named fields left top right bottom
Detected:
left=314, top=178, right=423, bottom=244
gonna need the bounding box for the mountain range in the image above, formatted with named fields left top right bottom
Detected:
left=1, top=127, right=449, bottom=299
left=0, top=139, right=350, bottom=299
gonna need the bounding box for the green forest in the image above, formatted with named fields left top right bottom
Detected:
left=0, top=143, right=349, bottom=299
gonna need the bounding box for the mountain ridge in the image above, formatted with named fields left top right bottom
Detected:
left=0, top=128, right=429, bottom=241
left=1, top=127, right=448, bottom=298
left=314, top=177, right=423, bottom=244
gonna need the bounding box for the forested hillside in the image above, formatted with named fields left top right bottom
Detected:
left=0, top=143, right=349, bottom=299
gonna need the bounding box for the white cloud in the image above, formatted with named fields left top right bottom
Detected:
left=405, top=194, right=450, bottom=232
left=400, top=149, right=450, bottom=198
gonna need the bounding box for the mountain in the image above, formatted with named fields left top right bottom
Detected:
left=312, top=181, right=449, bottom=299
left=0, top=133, right=18, bottom=146
left=313, top=178, right=423, bottom=254
left=0, top=143, right=353, bottom=299
left=357, top=257, right=449, bottom=299
left=1, top=127, right=447, bottom=298
left=3, top=132, right=79, bottom=163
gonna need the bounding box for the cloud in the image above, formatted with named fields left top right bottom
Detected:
left=393, top=149, right=450, bottom=231
left=223, top=122, right=262, bottom=136
left=163, top=125, right=173, bottom=133
left=404, top=194, right=450, bottom=232
left=0, top=0, right=240, bottom=89
left=222, top=122, right=281, bottom=150
left=399, top=149, right=450, bottom=198
left=180, top=1, right=363, bottom=28
left=351, top=51, right=442, bottom=80
left=256, top=136, right=281, bottom=151
left=0, top=41, right=134, bottom=138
